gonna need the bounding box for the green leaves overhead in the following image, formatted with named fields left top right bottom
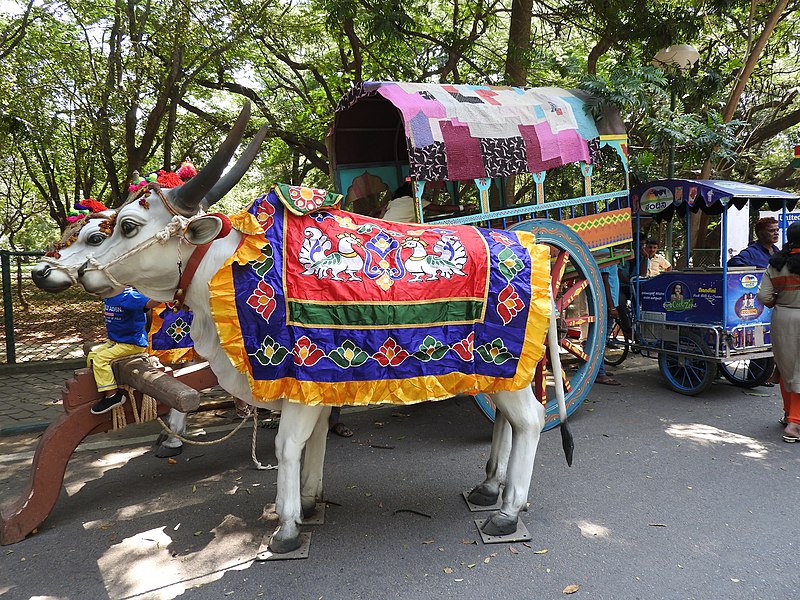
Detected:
left=0, top=0, right=798, bottom=248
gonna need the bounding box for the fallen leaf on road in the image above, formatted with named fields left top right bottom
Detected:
left=422, top=540, right=434, bottom=545
left=461, top=539, right=477, bottom=545
left=510, top=547, right=519, bottom=554
left=443, top=567, right=454, bottom=574
left=167, top=458, right=177, bottom=464
left=563, top=584, right=580, bottom=594
left=467, top=564, right=476, bottom=569
left=533, top=548, right=549, bottom=554
left=484, top=557, right=491, bottom=564
left=648, top=523, right=667, bottom=527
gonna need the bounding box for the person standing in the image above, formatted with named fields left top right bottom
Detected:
left=595, top=265, right=621, bottom=385
left=756, top=222, right=800, bottom=442
left=728, top=217, right=780, bottom=268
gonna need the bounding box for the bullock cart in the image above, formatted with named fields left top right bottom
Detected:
left=630, top=179, right=799, bottom=395
left=328, top=81, right=634, bottom=428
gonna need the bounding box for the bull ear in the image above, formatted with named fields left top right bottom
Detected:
left=184, top=215, right=223, bottom=245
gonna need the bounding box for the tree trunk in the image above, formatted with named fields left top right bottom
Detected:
left=504, top=0, right=533, bottom=86
left=693, top=0, right=790, bottom=248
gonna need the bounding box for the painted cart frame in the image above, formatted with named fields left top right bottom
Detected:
left=631, top=179, right=800, bottom=395
left=327, top=81, right=634, bottom=429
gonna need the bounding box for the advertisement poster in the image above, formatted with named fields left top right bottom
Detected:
left=639, top=273, right=723, bottom=324
left=726, top=271, right=772, bottom=347
left=639, top=271, right=772, bottom=347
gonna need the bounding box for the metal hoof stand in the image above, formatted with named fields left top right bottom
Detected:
left=330, top=81, right=636, bottom=429
left=631, top=179, right=799, bottom=395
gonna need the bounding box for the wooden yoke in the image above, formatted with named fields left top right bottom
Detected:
left=112, top=355, right=201, bottom=412
left=1, top=360, right=220, bottom=545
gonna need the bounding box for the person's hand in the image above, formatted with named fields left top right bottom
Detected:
left=609, top=307, right=619, bottom=319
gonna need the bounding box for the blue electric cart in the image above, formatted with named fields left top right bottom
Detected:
left=631, top=179, right=799, bottom=394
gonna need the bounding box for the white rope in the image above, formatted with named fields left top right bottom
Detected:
left=83, top=215, right=190, bottom=288
left=154, top=406, right=276, bottom=470
left=250, top=408, right=276, bottom=470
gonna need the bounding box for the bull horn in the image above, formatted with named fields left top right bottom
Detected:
left=170, top=102, right=252, bottom=216
left=201, top=122, right=269, bottom=210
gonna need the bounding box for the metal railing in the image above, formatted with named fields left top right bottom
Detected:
left=1, top=250, right=105, bottom=364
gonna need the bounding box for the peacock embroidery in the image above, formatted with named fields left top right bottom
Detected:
left=401, top=234, right=467, bottom=282
left=299, top=226, right=365, bottom=281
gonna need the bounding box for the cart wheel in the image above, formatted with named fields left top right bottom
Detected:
left=719, top=357, right=775, bottom=388
left=473, top=220, right=606, bottom=430
left=658, top=333, right=716, bottom=395
left=604, top=319, right=629, bottom=366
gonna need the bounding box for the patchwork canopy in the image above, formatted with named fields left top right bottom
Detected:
left=632, top=179, right=800, bottom=220
left=329, top=81, right=627, bottom=182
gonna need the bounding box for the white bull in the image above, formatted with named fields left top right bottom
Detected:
left=31, top=214, right=195, bottom=458
left=72, top=103, right=571, bottom=554
left=31, top=124, right=269, bottom=458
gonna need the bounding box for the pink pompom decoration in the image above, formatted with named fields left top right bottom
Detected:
left=176, top=158, right=197, bottom=180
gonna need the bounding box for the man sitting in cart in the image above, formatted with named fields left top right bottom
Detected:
left=727, top=216, right=780, bottom=269
left=644, top=238, right=671, bottom=276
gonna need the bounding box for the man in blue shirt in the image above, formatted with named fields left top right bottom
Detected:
left=89, top=288, right=159, bottom=415
left=727, top=217, right=780, bottom=268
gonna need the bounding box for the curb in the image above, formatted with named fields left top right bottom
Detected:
left=0, top=422, right=50, bottom=437
left=0, top=359, right=84, bottom=375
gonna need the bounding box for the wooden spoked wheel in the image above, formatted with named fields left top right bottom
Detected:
left=473, top=220, right=607, bottom=430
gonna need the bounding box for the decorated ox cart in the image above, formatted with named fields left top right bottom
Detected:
left=328, top=81, right=634, bottom=428
left=6, top=83, right=634, bottom=554
left=630, top=179, right=800, bottom=395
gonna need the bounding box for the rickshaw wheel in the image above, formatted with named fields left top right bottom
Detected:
left=719, top=357, right=775, bottom=388
left=473, top=219, right=606, bottom=431
left=658, top=332, right=716, bottom=395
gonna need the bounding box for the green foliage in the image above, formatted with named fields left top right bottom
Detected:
left=1, top=0, right=799, bottom=248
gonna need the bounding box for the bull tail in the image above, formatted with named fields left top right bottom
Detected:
left=547, top=289, right=573, bottom=467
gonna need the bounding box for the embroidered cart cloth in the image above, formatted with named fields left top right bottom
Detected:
left=209, top=184, right=551, bottom=406
left=149, top=305, right=197, bottom=364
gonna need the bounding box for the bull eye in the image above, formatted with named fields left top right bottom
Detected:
left=120, top=219, right=139, bottom=237
left=87, top=232, right=107, bottom=246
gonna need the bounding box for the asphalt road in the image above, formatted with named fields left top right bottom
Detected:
left=1, top=356, right=798, bottom=600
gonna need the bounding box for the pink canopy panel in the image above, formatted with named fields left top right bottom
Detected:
left=331, top=81, right=627, bottom=182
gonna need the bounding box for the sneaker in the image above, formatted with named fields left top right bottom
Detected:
left=91, top=392, right=126, bottom=415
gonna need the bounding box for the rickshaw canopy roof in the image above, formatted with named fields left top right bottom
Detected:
left=329, top=81, right=627, bottom=183
left=632, top=179, right=799, bottom=220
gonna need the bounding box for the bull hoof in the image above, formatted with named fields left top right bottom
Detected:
left=269, top=527, right=302, bottom=554
left=481, top=513, right=518, bottom=537
left=155, top=444, right=183, bottom=458
left=467, top=485, right=500, bottom=506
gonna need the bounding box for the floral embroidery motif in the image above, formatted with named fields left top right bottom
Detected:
left=293, top=336, right=326, bottom=366
left=373, top=338, right=411, bottom=367
left=452, top=332, right=474, bottom=361
left=249, top=244, right=274, bottom=278
left=289, top=186, right=327, bottom=212
left=246, top=280, right=277, bottom=321
left=255, top=196, right=275, bottom=231
left=497, top=284, right=524, bottom=325
left=252, top=335, right=289, bottom=366
left=497, top=247, right=524, bottom=282
left=328, top=340, right=370, bottom=368
left=490, top=231, right=515, bottom=246
left=413, top=335, right=449, bottom=362
left=166, top=317, right=190, bottom=343
left=475, top=338, right=513, bottom=365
